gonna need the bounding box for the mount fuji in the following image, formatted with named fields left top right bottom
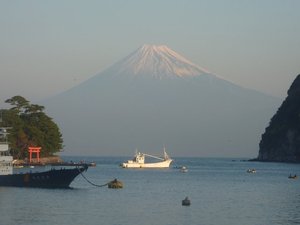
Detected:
left=44, top=45, right=280, bottom=157
left=110, top=44, right=210, bottom=78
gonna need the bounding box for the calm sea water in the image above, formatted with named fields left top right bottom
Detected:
left=0, top=157, right=299, bottom=225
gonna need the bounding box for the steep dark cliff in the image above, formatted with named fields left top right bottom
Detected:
left=258, top=74, right=300, bottom=163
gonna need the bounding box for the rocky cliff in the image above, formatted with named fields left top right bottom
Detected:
left=258, top=74, right=300, bottom=163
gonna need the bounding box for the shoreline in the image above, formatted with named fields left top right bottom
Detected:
left=13, top=155, right=96, bottom=167
left=13, top=155, right=63, bottom=165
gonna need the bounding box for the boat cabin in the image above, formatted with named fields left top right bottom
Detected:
left=0, top=127, right=13, bottom=175
left=128, top=152, right=145, bottom=164
left=0, top=143, right=13, bottom=175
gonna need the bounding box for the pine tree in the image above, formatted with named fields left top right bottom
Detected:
left=1, top=96, right=63, bottom=159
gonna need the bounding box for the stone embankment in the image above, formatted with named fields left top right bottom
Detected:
left=13, top=155, right=63, bottom=166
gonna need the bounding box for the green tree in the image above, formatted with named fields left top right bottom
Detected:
left=5, top=95, right=29, bottom=114
left=1, top=96, right=63, bottom=159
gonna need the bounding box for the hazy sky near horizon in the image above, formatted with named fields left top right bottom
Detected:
left=1, top=0, right=300, bottom=107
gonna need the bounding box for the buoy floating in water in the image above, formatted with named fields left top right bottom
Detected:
left=107, top=179, right=123, bottom=189
left=180, top=166, right=188, bottom=173
left=182, top=197, right=191, bottom=206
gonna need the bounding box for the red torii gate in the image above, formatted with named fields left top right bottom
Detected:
left=28, top=147, right=41, bottom=163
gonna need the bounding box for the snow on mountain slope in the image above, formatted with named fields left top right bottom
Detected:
left=108, top=44, right=211, bottom=79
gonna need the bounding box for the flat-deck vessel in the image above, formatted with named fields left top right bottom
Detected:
left=0, top=128, right=88, bottom=188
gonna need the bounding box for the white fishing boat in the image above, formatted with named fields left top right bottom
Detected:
left=121, top=148, right=172, bottom=168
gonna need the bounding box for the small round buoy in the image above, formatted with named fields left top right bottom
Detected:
left=107, top=179, right=123, bottom=189
left=182, top=197, right=191, bottom=206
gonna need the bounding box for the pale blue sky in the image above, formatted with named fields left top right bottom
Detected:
left=1, top=0, right=300, bottom=106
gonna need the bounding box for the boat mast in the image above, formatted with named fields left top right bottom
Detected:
left=163, top=147, right=170, bottom=160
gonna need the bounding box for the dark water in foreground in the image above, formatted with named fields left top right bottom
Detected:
left=0, top=157, right=299, bottom=225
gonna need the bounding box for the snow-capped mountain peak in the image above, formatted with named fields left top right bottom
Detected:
left=112, top=44, right=210, bottom=79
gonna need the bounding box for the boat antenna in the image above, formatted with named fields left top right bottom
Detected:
left=162, top=145, right=170, bottom=160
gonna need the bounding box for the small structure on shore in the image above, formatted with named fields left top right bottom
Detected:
left=28, top=146, right=41, bottom=163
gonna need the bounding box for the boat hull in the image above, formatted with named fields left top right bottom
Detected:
left=122, top=159, right=172, bottom=168
left=0, top=166, right=87, bottom=188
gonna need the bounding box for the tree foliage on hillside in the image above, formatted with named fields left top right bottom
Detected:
left=0, top=96, right=63, bottom=159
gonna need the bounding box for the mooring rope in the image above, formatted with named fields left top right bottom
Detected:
left=78, top=167, right=108, bottom=187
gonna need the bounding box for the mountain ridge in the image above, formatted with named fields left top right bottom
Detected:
left=44, top=45, right=280, bottom=157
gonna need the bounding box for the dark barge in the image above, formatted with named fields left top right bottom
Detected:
left=0, top=165, right=88, bottom=188
left=0, top=127, right=89, bottom=188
